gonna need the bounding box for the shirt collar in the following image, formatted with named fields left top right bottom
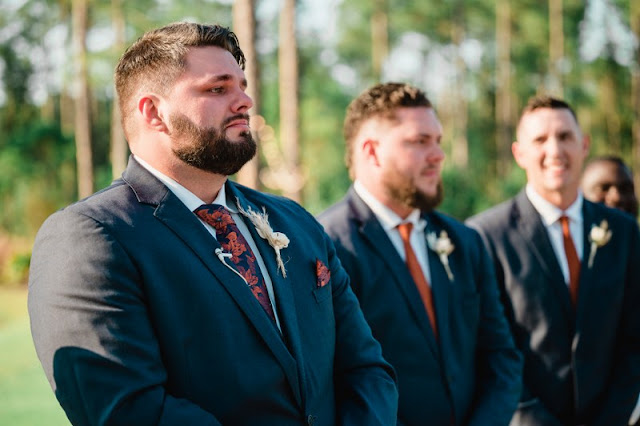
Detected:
left=525, top=184, right=583, bottom=226
left=354, top=180, right=427, bottom=232
left=134, top=155, right=234, bottom=213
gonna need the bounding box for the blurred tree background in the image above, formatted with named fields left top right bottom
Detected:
left=1, top=0, right=639, bottom=285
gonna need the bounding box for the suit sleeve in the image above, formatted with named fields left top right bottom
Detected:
left=591, top=221, right=640, bottom=426
left=28, top=211, right=222, bottom=426
left=466, top=229, right=524, bottom=426
left=322, top=230, right=399, bottom=425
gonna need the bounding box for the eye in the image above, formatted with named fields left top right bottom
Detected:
left=209, top=86, right=225, bottom=94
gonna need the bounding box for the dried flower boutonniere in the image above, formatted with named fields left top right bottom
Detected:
left=587, top=219, right=612, bottom=268
left=236, top=199, right=290, bottom=277
left=427, top=230, right=455, bottom=281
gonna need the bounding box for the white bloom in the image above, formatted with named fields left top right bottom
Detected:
left=587, top=220, right=612, bottom=268
left=427, top=230, right=455, bottom=281
left=236, top=199, right=289, bottom=277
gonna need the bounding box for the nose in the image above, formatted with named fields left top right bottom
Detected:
left=545, top=137, right=562, bottom=156
left=429, top=143, right=446, bottom=163
left=232, top=88, right=253, bottom=113
left=604, top=186, right=621, bottom=206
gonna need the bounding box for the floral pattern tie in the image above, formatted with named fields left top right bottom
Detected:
left=195, top=204, right=276, bottom=322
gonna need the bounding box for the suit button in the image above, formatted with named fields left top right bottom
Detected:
left=307, top=414, right=316, bottom=425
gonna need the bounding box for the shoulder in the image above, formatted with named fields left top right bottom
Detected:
left=466, top=197, right=518, bottom=235
left=585, top=199, right=639, bottom=235
left=46, top=179, right=138, bottom=225
left=316, top=195, right=355, bottom=237
left=431, top=210, right=486, bottom=253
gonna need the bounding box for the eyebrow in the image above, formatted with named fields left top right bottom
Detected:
left=201, top=73, right=248, bottom=89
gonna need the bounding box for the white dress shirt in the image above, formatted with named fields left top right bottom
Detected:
left=135, top=155, right=281, bottom=329
left=354, top=180, right=433, bottom=284
left=526, top=184, right=584, bottom=287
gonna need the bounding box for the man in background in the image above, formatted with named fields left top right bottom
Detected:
left=468, top=96, right=640, bottom=425
left=319, top=82, right=522, bottom=426
left=28, top=22, right=397, bottom=426
left=581, top=155, right=638, bottom=217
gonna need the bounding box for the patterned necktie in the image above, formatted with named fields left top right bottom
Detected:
left=559, top=215, right=580, bottom=306
left=195, top=204, right=276, bottom=322
left=398, top=222, right=438, bottom=339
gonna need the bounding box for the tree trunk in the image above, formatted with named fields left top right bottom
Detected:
left=233, top=0, right=261, bottom=189
left=601, top=74, right=621, bottom=153
left=72, top=0, right=93, bottom=198
left=495, top=0, right=513, bottom=178
left=371, top=0, right=388, bottom=82
left=110, top=0, right=128, bottom=179
left=450, top=0, right=468, bottom=168
left=278, top=0, right=301, bottom=202
left=631, top=0, right=640, bottom=193
left=548, top=0, right=564, bottom=96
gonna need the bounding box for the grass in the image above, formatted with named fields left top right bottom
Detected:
left=0, top=287, right=70, bottom=425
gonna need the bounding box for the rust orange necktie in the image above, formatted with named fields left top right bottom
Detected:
left=398, top=222, right=438, bottom=339
left=560, top=215, right=580, bottom=306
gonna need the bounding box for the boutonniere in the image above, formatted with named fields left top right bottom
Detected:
left=236, top=199, right=290, bottom=277
left=587, top=219, right=612, bottom=268
left=427, top=230, right=455, bottom=281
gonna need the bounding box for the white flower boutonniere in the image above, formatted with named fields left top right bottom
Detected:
left=427, top=230, right=455, bottom=281
left=587, top=219, right=612, bottom=268
left=236, top=199, right=290, bottom=277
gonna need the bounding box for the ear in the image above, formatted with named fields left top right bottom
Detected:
left=512, top=140, right=526, bottom=169
left=138, top=95, right=168, bottom=133
left=362, top=138, right=381, bottom=167
left=582, top=134, right=591, bottom=158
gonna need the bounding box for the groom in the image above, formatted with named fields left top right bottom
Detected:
left=28, top=22, right=397, bottom=426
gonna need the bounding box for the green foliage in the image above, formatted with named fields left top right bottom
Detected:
left=0, top=289, right=70, bottom=425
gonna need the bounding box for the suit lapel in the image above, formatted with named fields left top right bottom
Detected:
left=348, top=190, right=439, bottom=356
left=514, top=191, right=573, bottom=320
left=123, top=159, right=302, bottom=407
left=575, top=201, right=601, bottom=323
left=423, top=214, right=453, bottom=356
left=228, top=183, right=304, bottom=407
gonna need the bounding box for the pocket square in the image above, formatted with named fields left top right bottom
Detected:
left=316, top=258, right=331, bottom=288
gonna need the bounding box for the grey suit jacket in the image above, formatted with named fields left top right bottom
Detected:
left=319, top=187, right=522, bottom=426
left=468, top=190, right=640, bottom=426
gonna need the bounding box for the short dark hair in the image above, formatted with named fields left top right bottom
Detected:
left=585, top=155, right=632, bottom=175
left=343, top=82, right=432, bottom=176
left=518, top=95, right=578, bottom=128
left=114, top=22, right=245, bottom=139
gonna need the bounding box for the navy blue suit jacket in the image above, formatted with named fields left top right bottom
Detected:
left=468, top=190, right=640, bottom=425
left=28, top=158, right=398, bottom=426
left=318, top=188, right=522, bottom=426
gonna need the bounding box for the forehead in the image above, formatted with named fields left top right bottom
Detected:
left=517, top=107, right=579, bottom=139
left=586, top=161, right=632, bottom=183
left=388, top=107, right=441, bottom=131
left=178, top=46, right=245, bottom=82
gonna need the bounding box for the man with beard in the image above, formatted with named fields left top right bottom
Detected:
left=467, top=96, right=640, bottom=425
left=28, top=23, right=398, bottom=426
left=318, top=82, right=522, bottom=426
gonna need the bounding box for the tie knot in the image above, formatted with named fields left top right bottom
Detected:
left=559, top=215, right=571, bottom=236
left=397, top=222, right=413, bottom=242
left=195, top=204, right=235, bottom=233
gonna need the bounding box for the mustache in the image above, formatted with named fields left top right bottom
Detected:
left=222, top=114, right=251, bottom=127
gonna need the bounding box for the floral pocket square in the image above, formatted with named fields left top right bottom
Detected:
left=316, top=258, right=331, bottom=288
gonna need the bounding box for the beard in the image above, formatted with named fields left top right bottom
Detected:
left=382, top=167, right=444, bottom=212
left=169, top=112, right=256, bottom=176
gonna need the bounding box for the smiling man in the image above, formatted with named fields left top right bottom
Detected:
left=468, top=96, right=640, bottom=425
left=27, top=22, right=397, bottom=426
left=319, top=82, right=522, bottom=426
